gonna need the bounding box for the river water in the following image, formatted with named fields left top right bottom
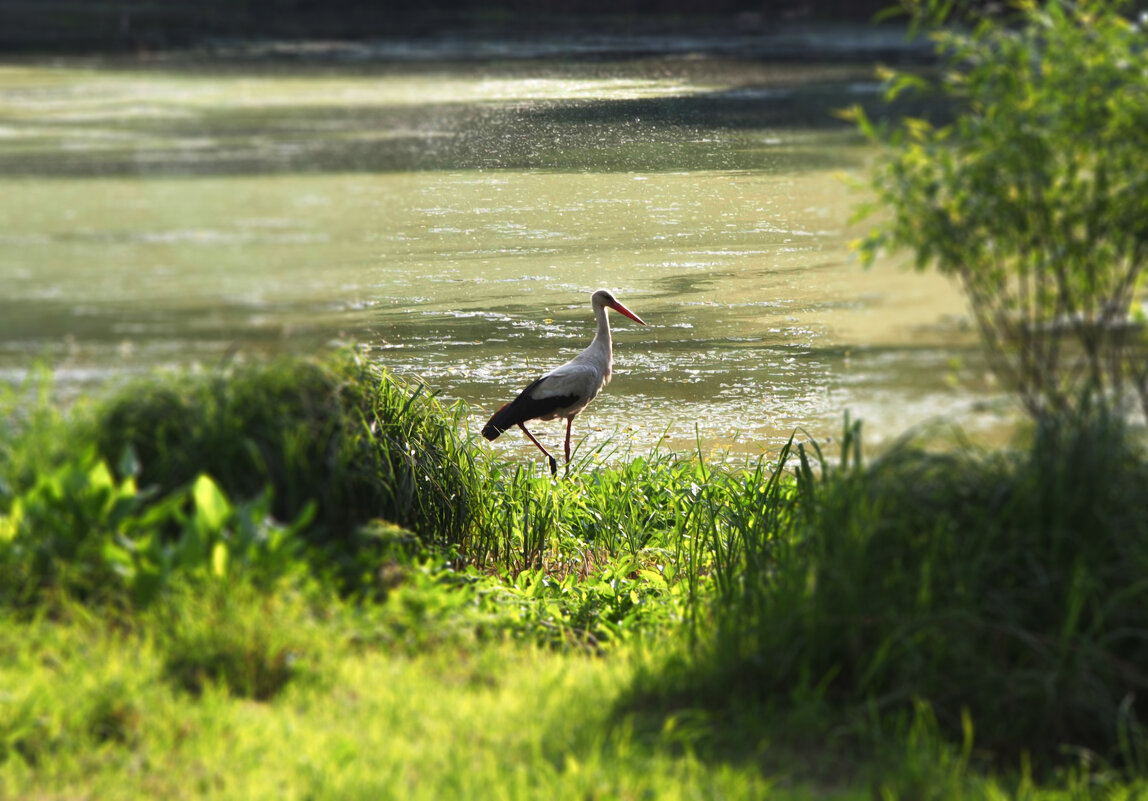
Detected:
left=0, top=46, right=1014, bottom=463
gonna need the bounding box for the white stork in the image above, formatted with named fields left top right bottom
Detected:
left=482, top=289, right=647, bottom=475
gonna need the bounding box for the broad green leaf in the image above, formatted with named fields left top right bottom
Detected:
left=193, top=474, right=231, bottom=532
left=88, top=460, right=115, bottom=491
left=0, top=500, right=21, bottom=542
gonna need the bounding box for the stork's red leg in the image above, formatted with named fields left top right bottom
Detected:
left=518, top=423, right=558, bottom=476
left=564, top=416, right=574, bottom=465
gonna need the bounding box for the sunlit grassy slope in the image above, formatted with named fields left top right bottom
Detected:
left=2, top=609, right=794, bottom=801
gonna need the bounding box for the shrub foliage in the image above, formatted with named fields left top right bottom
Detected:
left=0, top=352, right=480, bottom=605
left=855, top=0, right=1148, bottom=421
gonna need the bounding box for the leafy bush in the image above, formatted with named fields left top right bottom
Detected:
left=855, top=0, right=1148, bottom=422
left=0, top=351, right=493, bottom=606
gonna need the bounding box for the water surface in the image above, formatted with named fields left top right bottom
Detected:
left=0, top=52, right=1012, bottom=463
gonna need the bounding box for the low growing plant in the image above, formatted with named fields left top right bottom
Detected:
left=0, top=448, right=313, bottom=611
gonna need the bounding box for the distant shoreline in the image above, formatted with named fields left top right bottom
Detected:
left=0, top=5, right=929, bottom=62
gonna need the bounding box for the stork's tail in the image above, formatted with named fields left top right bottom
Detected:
left=482, top=403, right=515, bottom=441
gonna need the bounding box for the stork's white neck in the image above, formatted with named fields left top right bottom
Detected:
left=583, top=299, right=614, bottom=380
left=592, top=300, right=612, bottom=346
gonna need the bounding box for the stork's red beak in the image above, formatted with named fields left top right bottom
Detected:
left=609, top=299, right=646, bottom=326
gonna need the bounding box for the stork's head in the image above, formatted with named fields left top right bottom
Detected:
left=592, top=289, right=646, bottom=326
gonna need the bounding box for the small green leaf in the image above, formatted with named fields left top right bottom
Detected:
left=638, top=569, right=668, bottom=589
left=87, top=460, right=115, bottom=491
left=117, top=445, right=141, bottom=479
left=211, top=541, right=228, bottom=578
left=0, top=500, right=22, bottom=542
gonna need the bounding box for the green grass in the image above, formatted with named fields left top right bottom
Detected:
left=637, top=416, right=1148, bottom=774
left=7, top=590, right=1142, bottom=800
left=4, top=352, right=1148, bottom=797
left=1, top=607, right=796, bottom=801
left=0, top=596, right=1108, bottom=801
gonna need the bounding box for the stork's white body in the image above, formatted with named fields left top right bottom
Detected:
left=523, top=312, right=614, bottom=419
left=482, top=289, right=645, bottom=474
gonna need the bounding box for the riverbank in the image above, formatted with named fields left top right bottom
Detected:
left=3, top=352, right=1148, bottom=798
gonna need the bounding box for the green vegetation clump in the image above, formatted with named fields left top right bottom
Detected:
left=89, top=351, right=474, bottom=550
left=0, top=352, right=485, bottom=607
left=638, top=417, right=1148, bottom=768
left=5, top=349, right=1148, bottom=792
